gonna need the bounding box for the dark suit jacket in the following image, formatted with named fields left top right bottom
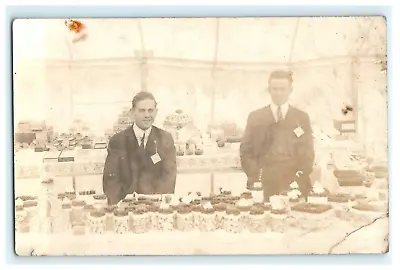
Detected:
left=103, top=125, right=177, bottom=205
left=240, top=105, right=315, bottom=184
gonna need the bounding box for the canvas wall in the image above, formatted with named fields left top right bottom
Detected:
left=13, top=56, right=387, bottom=150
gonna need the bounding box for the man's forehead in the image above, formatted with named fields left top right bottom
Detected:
left=269, top=78, right=291, bottom=86
left=136, top=99, right=156, bottom=109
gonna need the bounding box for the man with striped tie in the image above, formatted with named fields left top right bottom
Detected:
left=103, top=92, right=177, bottom=205
left=240, top=70, right=314, bottom=201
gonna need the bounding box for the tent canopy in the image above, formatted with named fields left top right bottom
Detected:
left=13, top=17, right=386, bottom=64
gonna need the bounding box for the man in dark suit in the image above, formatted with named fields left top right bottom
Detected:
left=240, top=70, right=314, bottom=200
left=103, top=92, right=177, bottom=205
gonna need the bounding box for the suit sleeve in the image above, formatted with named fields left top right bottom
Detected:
left=297, top=113, right=315, bottom=176
left=103, top=137, right=124, bottom=205
left=158, top=132, right=177, bottom=194
left=240, top=113, right=259, bottom=183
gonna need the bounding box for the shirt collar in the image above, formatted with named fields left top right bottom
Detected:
left=132, top=124, right=152, bottom=139
left=270, top=102, right=290, bottom=120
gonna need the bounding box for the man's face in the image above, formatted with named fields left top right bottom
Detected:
left=131, top=99, right=158, bottom=130
left=268, top=78, right=293, bottom=106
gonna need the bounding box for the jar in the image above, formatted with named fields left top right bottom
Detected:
left=65, top=194, right=76, bottom=201
left=82, top=204, right=95, bottom=226
left=214, top=203, right=228, bottom=229
left=113, top=209, right=129, bottom=234
left=15, top=205, right=28, bottom=233
left=223, top=208, right=242, bottom=234
left=132, top=209, right=149, bottom=234
left=186, top=143, right=195, bottom=155
left=240, top=191, right=253, bottom=200
left=23, top=200, right=39, bottom=233
left=176, top=206, right=194, bottom=232
left=269, top=206, right=288, bottom=233
left=88, top=210, right=106, bottom=234
left=59, top=203, right=73, bottom=232
left=71, top=199, right=86, bottom=223
left=58, top=193, right=66, bottom=201
left=126, top=205, right=136, bottom=231
left=146, top=205, right=159, bottom=231
left=157, top=207, right=175, bottom=232
left=93, top=194, right=108, bottom=208
left=248, top=207, right=266, bottom=233
left=72, top=221, right=86, bottom=235
left=237, top=205, right=251, bottom=230
left=191, top=205, right=203, bottom=230
left=248, top=183, right=264, bottom=203
left=119, top=198, right=134, bottom=211
left=104, top=205, right=117, bottom=231
left=198, top=208, right=217, bottom=232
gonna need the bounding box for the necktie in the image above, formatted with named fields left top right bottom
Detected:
left=277, top=106, right=283, bottom=122
left=140, top=133, right=145, bottom=149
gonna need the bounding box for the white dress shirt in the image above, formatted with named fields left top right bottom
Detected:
left=132, top=124, right=152, bottom=148
left=270, top=102, right=289, bottom=122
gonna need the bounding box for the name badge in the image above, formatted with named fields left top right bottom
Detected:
left=151, top=153, right=162, bottom=164
left=293, top=126, right=304, bottom=137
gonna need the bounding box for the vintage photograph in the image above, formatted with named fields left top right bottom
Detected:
left=13, top=17, right=388, bottom=255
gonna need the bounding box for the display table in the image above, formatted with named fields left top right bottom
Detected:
left=14, top=146, right=242, bottom=179
left=15, top=211, right=387, bottom=255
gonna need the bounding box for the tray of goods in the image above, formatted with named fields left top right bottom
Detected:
left=336, top=175, right=365, bottom=186
left=16, top=196, right=38, bottom=201
left=352, top=202, right=387, bottom=212
left=328, top=193, right=351, bottom=203
left=333, top=169, right=361, bottom=179
left=291, top=202, right=332, bottom=214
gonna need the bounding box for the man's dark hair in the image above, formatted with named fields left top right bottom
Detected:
left=131, top=91, right=158, bottom=109
left=268, top=70, right=293, bottom=84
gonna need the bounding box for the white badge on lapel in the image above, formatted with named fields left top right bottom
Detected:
left=293, top=126, right=305, bottom=138
left=151, top=153, right=161, bottom=164
left=151, top=140, right=161, bottom=164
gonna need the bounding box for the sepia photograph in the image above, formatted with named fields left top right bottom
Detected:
left=12, top=17, right=388, bottom=255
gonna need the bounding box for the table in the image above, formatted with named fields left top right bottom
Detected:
left=15, top=211, right=388, bottom=255
left=14, top=147, right=242, bottom=179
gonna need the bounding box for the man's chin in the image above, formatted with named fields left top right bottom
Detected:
left=138, top=122, right=153, bottom=129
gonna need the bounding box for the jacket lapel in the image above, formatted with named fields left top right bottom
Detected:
left=145, top=127, right=158, bottom=155
left=285, top=105, right=298, bottom=125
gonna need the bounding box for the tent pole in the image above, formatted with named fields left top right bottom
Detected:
left=353, top=18, right=375, bottom=143
left=137, top=19, right=152, bottom=92
left=210, top=18, right=220, bottom=196
left=288, top=18, right=301, bottom=68
left=210, top=18, right=220, bottom=125
left=65, top=34, right=74, bottom=131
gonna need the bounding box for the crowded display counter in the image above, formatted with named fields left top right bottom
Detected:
left=15, top=180, right=388, bottom=255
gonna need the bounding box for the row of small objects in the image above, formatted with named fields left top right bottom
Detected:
left=175, top=143, right=204, bottom=156
left=14, top=187, right=386, bottom=235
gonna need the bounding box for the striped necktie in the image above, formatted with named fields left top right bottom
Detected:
left=139, top=133, right=146, bottom=149
left=277, top=106, right=283, bottom=122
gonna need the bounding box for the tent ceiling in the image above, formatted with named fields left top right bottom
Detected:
left=13, top=17, right=386, bottom=64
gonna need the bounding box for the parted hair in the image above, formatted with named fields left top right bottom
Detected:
left=268, top=70, right=293, bottom=84
left=131, top=91, right=158, bottom=109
